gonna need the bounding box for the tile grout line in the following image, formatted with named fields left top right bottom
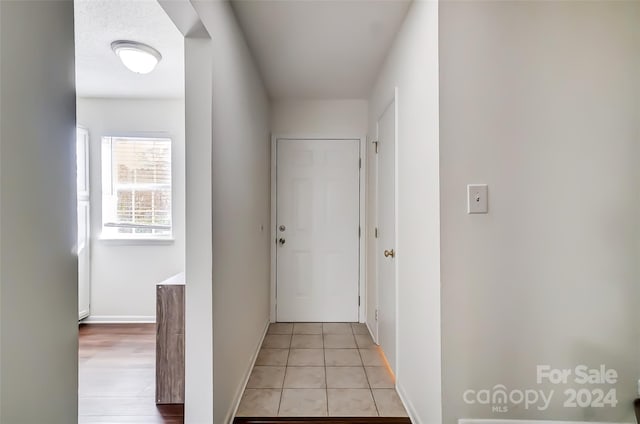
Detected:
left=355, top=323, right=381, bottom=417
left=275, top=326, right=291, bottom=416
left=323, top=322, right=329, bottom=417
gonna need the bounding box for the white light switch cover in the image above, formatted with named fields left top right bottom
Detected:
left=467, top=184, right=488, bottom=214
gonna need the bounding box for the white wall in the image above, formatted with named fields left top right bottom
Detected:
left=0, top=1, right=78, bottom=421
left=440, top=1, right=640, bottom=423
left=189, top=2, right=272, bottom=423
left=367, top=2, right=441, bottom=424
left=156, top=2, right=215, bottom=420
left=76, top=98, right=186, bottom=321
left=271, top=99, right=368, bottom=136
left=183, top=35, right=215, bottom=424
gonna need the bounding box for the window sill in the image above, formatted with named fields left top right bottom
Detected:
left=98, top=237, right=175, bottom=246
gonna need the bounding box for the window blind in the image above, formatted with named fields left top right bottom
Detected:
left=102, top=137, right=172, bottom=238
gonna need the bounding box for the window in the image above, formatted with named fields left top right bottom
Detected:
left=101, top=136, right=172, bottom=240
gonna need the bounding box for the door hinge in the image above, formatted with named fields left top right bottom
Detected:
left=358, top=296, right=361, bottom=306
left=374, top=227, right=379, bottom=238
left=358, top=226, right=361, bottom=238
left=359, top=158, right=362, bottom=169
left=372, top=140, right=379, bottom=154
left=375, top=309, right=379, bottom=321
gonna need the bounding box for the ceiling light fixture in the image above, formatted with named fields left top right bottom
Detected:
left=111, top=40, right=162, bottom=74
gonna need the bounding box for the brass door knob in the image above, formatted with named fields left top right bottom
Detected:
left=384, top=249, right=395, bottom=258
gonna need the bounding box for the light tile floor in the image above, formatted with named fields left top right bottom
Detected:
left=236, top=322, right=408, bottom=418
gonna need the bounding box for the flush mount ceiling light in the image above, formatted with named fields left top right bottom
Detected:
left=111, top=40, right=162, bottom=74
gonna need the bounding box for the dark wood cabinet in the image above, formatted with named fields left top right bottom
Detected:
left=156, top=273, right=185, bottom=404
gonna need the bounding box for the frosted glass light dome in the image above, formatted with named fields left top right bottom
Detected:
left=111, top=41, right=162, bottom=74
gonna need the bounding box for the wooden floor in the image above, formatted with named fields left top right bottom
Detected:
left=79, top=323, right=183, bottom=424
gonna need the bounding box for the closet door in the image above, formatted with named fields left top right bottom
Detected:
left=377, top=100, right=397, bottom=374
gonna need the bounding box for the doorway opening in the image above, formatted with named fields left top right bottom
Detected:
left=74, top=0, right=186, bottom=422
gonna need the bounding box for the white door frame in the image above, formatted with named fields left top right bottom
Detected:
left=270, top=135, right=367, bottom=323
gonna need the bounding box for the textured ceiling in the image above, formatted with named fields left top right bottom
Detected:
left=231, top=0, right=412, bottom=100
left=74, top=0, right=184, bottom=99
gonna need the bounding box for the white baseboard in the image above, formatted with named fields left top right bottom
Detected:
left=460, top=421, right=633, bottom=424
left=397, top=381, right=422, bottom=424
left=81, top=315, right=156, bottom=324
left=226, top=319, right=270, bottom=424
left=366, top=319, right=378, bottom=344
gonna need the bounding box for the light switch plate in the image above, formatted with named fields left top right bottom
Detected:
left=467, top=184, right=488, bottom=214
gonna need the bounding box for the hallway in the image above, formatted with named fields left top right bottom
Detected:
left=236, top=323, right=408, bottom=418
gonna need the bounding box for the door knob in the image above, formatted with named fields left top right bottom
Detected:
left=384, top=249, right=395, bottom=258
left=279, top=238, right=286, bottom=246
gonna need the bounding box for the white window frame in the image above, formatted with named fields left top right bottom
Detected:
left=101, top=135, right=173, bottom=242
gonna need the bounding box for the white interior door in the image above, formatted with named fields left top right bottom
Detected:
left=77, top=201, right=91, bottom=320
left=276, top=139, right=360, bottom=322
left=377, top=102, right=397, bottom=374
left=77, top=127, right=91, bottom=320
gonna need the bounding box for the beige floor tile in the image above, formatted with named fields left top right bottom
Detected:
left=268, top=323, right=293, bottom=335
left=278, top=389, right=327, bottom=416
left=293, top=323, right=322, bottom=334
left=255, top=348, right=289, bottom=366
left=355, top=333, right=376, bottom=348
left=365, top=366, right=395, bottom=388
left=291, top=334, right=323, bottom=348
left=372, top=389, right=408, bottom=417
left=287, top=349, right=324, bottom=366
left=351, top=323, right=369, bottom=335
left=327, top=389, right=378, bottom=416
left=324, top=334, right=356, bottom=348
left=246, top=366, right=286, bottom=389
left=283, top=366, right=326, bottom=388
left=236, top=389, right=281, bottom=416
left=325, top=349, right=362, bottom=366
left=359, top=348, right=385, bottom=366
left=326, top=366, right=369, bottom=388
left=323, top=323, right=353, bottom=334
left=262, top=334, right=291, bottom=349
